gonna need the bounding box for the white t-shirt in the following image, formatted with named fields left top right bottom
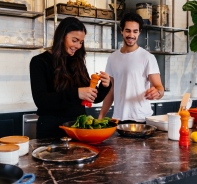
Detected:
left=106, top=47, right=160, bottom=121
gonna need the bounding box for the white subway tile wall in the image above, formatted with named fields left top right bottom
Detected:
left=0, top=0, right=196, bottom=105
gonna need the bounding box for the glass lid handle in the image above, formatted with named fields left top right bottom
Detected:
left=60, top=137, right=72, bottom=147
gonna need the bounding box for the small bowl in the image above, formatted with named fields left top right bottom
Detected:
left=0, top=136, right=29, bottom=156
left=189, top=117, right=194, bottom=128
left=0, top=144, right=19, bottom=165
left=59, top=119, right=118, bottom=144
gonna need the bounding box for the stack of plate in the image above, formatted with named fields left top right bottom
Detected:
left=146, top=115, right=194, bottom=131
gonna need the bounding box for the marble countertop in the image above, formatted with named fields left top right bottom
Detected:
left=18, top=129, right=197, bottom=184
left=0, top=96, right=197, bottom=114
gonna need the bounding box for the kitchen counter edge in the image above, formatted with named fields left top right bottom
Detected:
left=1, top=97, right=197, bottom=114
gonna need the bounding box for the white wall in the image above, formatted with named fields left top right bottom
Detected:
left=165, top=0, right=197, bottom=96
left=0, top=0, right=196, bottom=105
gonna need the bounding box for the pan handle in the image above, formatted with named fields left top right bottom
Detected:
left=17, top=173, right=35, bottom=184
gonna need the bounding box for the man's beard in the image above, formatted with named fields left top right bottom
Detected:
left=123, top=37, right=136, bottom=47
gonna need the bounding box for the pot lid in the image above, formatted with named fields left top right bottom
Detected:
left=0, top=144, right=19, bottom=152
left=32, top=141, right=99, bottom=163
left=0, top=136, right=29, bottom=144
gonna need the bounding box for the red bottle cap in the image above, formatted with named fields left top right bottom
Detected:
left=81, top=100, right=92, bottom=108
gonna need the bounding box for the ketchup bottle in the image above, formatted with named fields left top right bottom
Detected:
left=81, top=73, right=100, bottom=108
left=179, top=108, right=190, bottom=147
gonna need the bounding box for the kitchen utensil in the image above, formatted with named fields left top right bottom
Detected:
left=146, top=114, right=194, bottom=131
left=0, top=136, right=29, bottom=156
left=116, top=123, right=157, bottom=138
left=32, top=141, right=99, bottom=164
left=0, top=163, right=35, bottom=184
left=59, top=119, right=118, bottom=144
left=178, top=93, right=190, bottom=114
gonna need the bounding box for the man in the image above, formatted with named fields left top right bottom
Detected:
left=98, top=12, right=164, bottom=123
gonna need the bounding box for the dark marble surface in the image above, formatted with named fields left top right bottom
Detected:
left=18, top=128, right=197, bottom=184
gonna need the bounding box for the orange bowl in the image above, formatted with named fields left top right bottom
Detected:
left=59, top=119, right=118, bottom=144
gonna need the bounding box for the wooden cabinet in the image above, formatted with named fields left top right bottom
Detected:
left=0, top=118, right=14, bottom=137
left=0, top=111, right=36, bottom=137
left=151, top=103, right=156, bottom=115
left=0, top=112, right=22, bottom=137
left=191, top=100, right=197, bottom=108
left=151, top=101, right=181, bottom=115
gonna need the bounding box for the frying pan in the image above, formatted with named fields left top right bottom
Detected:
left=117, top=123, right=157, bottom=138
left=0, top=163, right=35, bottom=184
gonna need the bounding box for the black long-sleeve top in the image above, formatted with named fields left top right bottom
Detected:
left=30, top=51, right=111, bottom=119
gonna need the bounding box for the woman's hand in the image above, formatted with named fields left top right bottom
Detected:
left=99, top=71, right=110, bottom=87
left=78, top=87, right=98, bottom=102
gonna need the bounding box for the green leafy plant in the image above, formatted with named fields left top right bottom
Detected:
left=183, top=0, right=197, bottom=52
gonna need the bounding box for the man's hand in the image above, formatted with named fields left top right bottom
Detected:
left=145, top=87, right=163, bottom=100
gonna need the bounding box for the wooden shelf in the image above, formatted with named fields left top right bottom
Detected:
left=143, top=25, right=188, bottom=33
left=0, top=43, right=43, bottom=50
left=150, top=51, right=188, bottom=55
left=44, top=47, right=115, bottom=53
left=46, top=14, right=116, bottom=26
left=0, top=8, right=43, bottom=19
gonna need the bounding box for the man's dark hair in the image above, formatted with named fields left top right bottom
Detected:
left=120, top=12, right=144, bottom=31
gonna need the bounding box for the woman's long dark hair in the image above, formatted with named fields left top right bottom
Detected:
left=52, top=17, right=90, bottom=91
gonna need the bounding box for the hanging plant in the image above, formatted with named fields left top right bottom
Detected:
left=182, top=0, right=197, bottom=52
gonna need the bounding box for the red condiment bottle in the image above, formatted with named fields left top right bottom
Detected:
left=81, top=73, right=101, bottom=108
left=179, top=108, right=190, bottom=147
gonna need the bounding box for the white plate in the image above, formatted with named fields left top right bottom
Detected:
left=146, top=115, right=194, bottom=131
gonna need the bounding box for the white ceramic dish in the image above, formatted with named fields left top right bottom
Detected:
left=146, top=115, right=194, bottom=131
left=0, top=136, right=29, bottom=156
left=0, top=144, right=19, bottom=165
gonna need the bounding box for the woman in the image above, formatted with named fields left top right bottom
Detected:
left=30, top=17, right=111, bottom=139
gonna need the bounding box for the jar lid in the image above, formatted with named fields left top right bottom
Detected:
left=0, top=136, right=29, bottom=144
left=0, top=144, right=19, bottom=152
